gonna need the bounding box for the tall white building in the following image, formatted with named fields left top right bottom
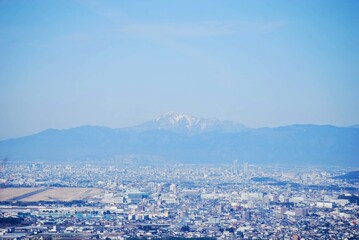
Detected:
left=232, top=159, right=239, bottom=174
left=170, top=183, right=177, bottom=194
left=243, top=162, right=249, bottom=173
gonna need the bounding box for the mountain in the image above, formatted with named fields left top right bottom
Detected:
left=333, top=171, right=359, bottom=183
left=128, top=112, right=247, bottom=134
left=0, top=113, right=358, bottom=166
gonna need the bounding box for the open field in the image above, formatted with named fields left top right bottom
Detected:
left=0, top=188, right=43, bottom=201
left=0, top=187, right=104, bottom=202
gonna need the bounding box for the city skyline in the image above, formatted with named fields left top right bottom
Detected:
left=0, top=2, right=358, bottom=239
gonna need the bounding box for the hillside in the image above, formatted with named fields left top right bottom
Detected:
left=0, top=113, right=358, bottom=166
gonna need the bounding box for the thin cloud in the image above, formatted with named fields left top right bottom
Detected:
left=121, top=22, right=234, bottom=37
left=76, top=0, right=286, bottom=38
left=121, top=20, right=286, bottom=38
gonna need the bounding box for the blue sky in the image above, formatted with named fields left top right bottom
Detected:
left=0, top=0, right=358, bottom=139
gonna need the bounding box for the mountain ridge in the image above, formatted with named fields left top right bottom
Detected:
left=1, top=113, right=358, bottom=166
left=126, top=112, right=248, bottom=134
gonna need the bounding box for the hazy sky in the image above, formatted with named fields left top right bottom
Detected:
left=0, top=0, right=358, bottom=139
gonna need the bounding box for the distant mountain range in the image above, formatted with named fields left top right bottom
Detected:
left=0, top=112, right=358, bottom=166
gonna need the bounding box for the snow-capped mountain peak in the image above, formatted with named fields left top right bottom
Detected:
left=156, top=112, right=201, bottom=128
left=131, top=112, right=247, bottom=134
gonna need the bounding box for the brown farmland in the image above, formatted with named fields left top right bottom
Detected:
left=0, top=187, right=104, bottom=202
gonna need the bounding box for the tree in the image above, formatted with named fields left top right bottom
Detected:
left=181, top=225, right=190, bottom=232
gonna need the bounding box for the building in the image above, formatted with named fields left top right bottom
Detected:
left=170, top=183, right=177, bottom=194
left=295, top=208, right=308, bottom=217
left=233, top=159, right=239, bottom=174
left=243, top=162, right=249, bottom=173
left=127, top=191, right=149, bottom=204
left=243, top=210, right=251, bottom=221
